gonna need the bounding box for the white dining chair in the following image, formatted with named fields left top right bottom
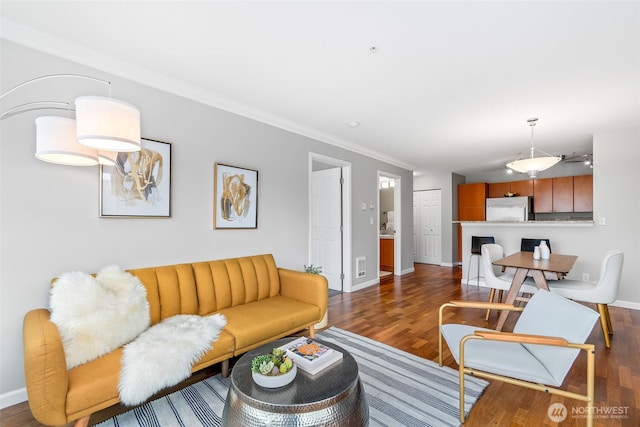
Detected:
left=548, top=250, right=624, bottom=348
left=481, top=244, right=538, bottom=321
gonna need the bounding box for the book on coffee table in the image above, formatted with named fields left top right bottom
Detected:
left=280, top=337, right=343, bottom=375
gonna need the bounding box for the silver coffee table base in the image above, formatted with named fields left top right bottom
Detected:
left=222, top=338, right=369, bottom=426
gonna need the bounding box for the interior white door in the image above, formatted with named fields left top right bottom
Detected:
left=413, top=192, right=418, bottom=261
left=416, top=190, right=442, bottom=265
left=311, top=168, right=343, bottom=291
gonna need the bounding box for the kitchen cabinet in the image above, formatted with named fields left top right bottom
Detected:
left=533, top=178, right=553, bottom=212
left=573, top=175, right=593, bottom=212
left=488, top=180, right=533, bottom=198
left=380, top=238, right=394, bottom=272
left=510, top=180, right=534, bottom=197
left=458, top=183, right=488, bottom=221
left=552, top=176, right=574, bottom=212
left=457, top=183, right=488, bottom=261
left=534, top=176, right=590, bottom=213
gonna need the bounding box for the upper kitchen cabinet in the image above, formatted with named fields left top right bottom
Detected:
left=488, top=182, right=510, bottom=198
left=458, top=183, right=488, bottom=220
left=510, top=180, right=534, bottom=197
left=573, top=175, right=594, bottom=212
left=552, top=176, right=574, bottom=212
left=488, top=180, right=534, bottom=198
left=533, top=175, right=592, bottom=213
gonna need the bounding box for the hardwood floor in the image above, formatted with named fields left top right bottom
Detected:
left=2, top=263, right=638, bottom=426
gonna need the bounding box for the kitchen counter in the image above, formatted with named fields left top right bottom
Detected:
left=459, top=220, right=597, bottom=287
left=454, top=220, right=594, bottom=227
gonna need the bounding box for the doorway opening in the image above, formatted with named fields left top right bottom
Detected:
left=309, top=153, right=352, bottom=293
left=378, top=172, right=402, bottom=278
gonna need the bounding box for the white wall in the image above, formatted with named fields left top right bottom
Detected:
left=592, top=126, right=639, bottom=304
left=0, top=41, right=414, bottom=401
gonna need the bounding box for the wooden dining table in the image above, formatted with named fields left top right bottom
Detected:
left=492, top=251, right=578, bottom=330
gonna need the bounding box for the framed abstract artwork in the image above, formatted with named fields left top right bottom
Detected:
left=99, top=138, right=172, bottom=218
left=214, top=163, right=258, bottom=229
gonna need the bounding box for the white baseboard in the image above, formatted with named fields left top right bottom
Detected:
left=1, top=387, right=27, bottom=409
left=351, top=278, right=380, bottom=292
left=611, top=300, right=640, bottom=310
left=401, top=267, right=415, bottom=275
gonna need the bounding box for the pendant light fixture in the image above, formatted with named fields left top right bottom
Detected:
left=506, top=117, right=561, bottom=178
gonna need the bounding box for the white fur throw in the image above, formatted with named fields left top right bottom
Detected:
left=118, top=313, right=227, bottom=406
left=50, top=265, right=150, bottom=369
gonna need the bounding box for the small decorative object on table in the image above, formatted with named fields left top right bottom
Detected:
left=281, top=337, right=343, bottom=375
left=251, top=348, right=297, bottom=388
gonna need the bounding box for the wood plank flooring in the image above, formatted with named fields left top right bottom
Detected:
left=1, top=263, right=638, bottom=426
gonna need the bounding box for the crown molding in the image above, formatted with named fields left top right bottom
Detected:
left=1, top=19, right=415, bottom=171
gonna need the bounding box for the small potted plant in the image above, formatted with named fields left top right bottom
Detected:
left=304, top=264, right=322, bottom=274
left=251, top=348, right=296, bottom=388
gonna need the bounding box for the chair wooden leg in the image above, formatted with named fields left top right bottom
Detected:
left=497, top=290, right=504, bottom=303
left=308, top=325, right=316, bottom=338
left=485, top=289, right=496, bottom=321
left=596, top=304, right=612, bottom=348
left=603, top=304, right=613, bottom=335
left=459, top=361, right=466, bottom=423
left=221, top=359, right=230, bottom=378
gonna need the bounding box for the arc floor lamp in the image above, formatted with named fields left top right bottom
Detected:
left=0, top=74, right=141, bottom=166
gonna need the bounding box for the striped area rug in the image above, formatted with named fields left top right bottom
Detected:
left=97, top=327, right=488, bottom=427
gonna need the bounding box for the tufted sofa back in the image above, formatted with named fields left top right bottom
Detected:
left=128, top=254, right=280, bottom=325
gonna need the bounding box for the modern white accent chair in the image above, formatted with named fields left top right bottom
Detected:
left=481, top=243, right=538, bottom=320
left=548, top=250, right=624, bottom=348
left=439, top=289, right=600, bottom=426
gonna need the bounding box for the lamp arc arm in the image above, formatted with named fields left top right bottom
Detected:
left=1, top=101, right=74, bottom=121
left=0, top=74, right=111, bottom=101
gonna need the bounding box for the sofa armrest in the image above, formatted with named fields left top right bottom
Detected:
left=278, top=268, right=328, bottom=321
left=23, top=309, right=69, bottom=426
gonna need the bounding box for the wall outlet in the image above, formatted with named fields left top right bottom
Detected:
left=582, top=273, right=589, bottom=281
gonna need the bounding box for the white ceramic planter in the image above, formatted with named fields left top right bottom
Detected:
left=252, top=364, right=297, bottom=388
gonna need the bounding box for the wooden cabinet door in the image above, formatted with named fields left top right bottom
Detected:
left=552, top=176, right=574, bottom=212
left=488, top=182, right=510, bottom=198
left=458, top=183, right=487, bottom=209
left=533, top=178, right=553, bottom=212
left=573, top=175, right=593, bottom=212
left=510, top=180, right=534, bottom=197
left=380, top=239, right=394, bottom=271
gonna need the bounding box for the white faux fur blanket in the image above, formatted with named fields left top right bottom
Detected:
left=50, top=265, right=150, bottom=369
left=118, top=313, right=227, bottom=406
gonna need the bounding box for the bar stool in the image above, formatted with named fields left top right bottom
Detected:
left=466, top=236, right=495, bottom=287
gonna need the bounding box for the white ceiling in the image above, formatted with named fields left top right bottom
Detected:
left=2, top=1, right=639, bottom=175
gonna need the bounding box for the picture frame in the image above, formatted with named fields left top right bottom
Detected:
left=214, top=163, right=258, bottom=229
left=99, top=138, right=172, bottom=218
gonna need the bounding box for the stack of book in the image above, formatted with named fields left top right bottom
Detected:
left=279, top=337, right=343, bottom=375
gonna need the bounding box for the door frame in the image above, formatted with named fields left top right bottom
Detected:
left=377, top=171, right=402, bottom=276
left=309, top=153, right=352, bottom=293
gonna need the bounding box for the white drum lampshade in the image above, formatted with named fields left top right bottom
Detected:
left=35, top=116, right=99, bottom=166
left=75, top=96, right=141, bottom=152
left=98, top=150, right=119, bottom=166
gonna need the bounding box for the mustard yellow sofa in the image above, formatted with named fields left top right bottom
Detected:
left=23, top=254, right=328, bottom=427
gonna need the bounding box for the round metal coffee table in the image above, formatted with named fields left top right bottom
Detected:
left=221, top=338, right=369, bottom=426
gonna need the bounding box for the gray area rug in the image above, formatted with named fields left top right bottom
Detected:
left=97, top=327, right=488, bottom=427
